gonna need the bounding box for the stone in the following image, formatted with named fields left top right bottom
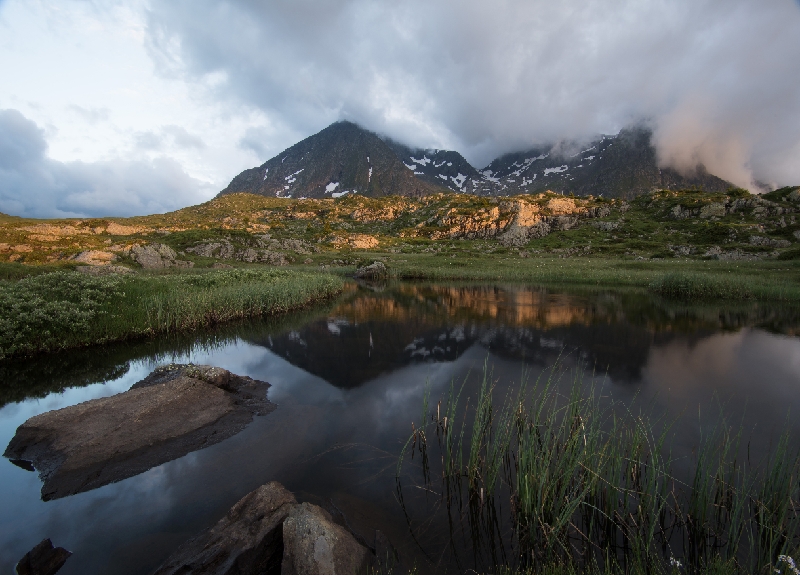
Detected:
left=699, top=203, right=726, bottom=218
left=590, top=220, right=620, bottom=231
left=353, top=261, right=388, bottom=280
left=128, top=244, right=193, bottom=269
left=749, top=235, right=791, bottom=248
left=4, top=364, right=274, bottom=501
left=281, top=503, right=372, bottom=575
left=15, top=538, right=71, bottom=575
left=788, top=189, right=800, bottom=202
left=151, top=482, right=296, bottom=575
left=72, top=250, right=117, bottom=266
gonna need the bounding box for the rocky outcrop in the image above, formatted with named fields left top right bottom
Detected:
left=749, top=235, right=791, bottom=248
left=354, top=261, right=388, bottom=280
left=72, top=250, right=117, bottom=266
left=282, top=503, right=372, bottom=575
left=126, top=244, right=193, bottom=269
left=15, top=539, right=71, bottom=575
left=152, top=482, right=296, bottom=575
left=186, top=237, right=317, bottom=264
left=152, top=482, right=388, bottom=575
left=4, top=364, right=274, bottom=501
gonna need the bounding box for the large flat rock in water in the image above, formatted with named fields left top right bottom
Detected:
left=4, top=364, right=275, bottom=500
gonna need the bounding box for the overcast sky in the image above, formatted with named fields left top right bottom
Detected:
left=1, top=0, right=799, bottom=218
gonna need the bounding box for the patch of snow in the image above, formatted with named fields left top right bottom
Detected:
left=332, top=190, right=349, bottom=198
left=281, top=157, right=286, bottom=163
left=434, top=160, right=447, bottom=168
left=410, top=155, right=431, bottom=166
left=447, top=162, right=452, bottom=167
left=544, top=165, right=569, bottom=176
left=451, top=173, right=467, bottom=188
left=481, top=170, right=500, bottom=183
left=284, top=185, right=290, bottom=189
left=530, top=154, right=548, bottom=162
left=404, top=162, right=416, bottom=171
left=507, top=179, right=515, bottom=182
left=368, top=167, right=373, bottom=183
left=438, top=174, right=448, bottom=180
left=367, top=156, right=370, bottom=163
left=263, top=168, right=269, bottom=180
left=585, top=156, right=595, bottom=161
left=325, top=182, right=340, bottom=193
left=414, top=171, right=424, bottom=175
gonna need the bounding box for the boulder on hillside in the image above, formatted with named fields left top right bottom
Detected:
left=15, top=538, right=72, bottom=575
left=281, top=503, right=372, bottom=575
left=127, top=244, right=193, bottom=269
left=151, top=482, right=296, bottom=575
left=4, top=364, right=274, bottom=501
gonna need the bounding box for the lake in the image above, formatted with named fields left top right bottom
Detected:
left=2, top=282, right=800, bottom=574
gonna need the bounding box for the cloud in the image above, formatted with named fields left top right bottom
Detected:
left=0, top=109, right=213, bottom=218
left=145, top=0, right=800, bottom=188
left=134, top=125, right=206, bottom=152
left=67, top=105, right=110, bottom=124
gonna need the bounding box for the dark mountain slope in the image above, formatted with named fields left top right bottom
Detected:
left=219, top=121, right=443, bottom=200
left=481, top=127, right=733, bottom=198
left=384, top=140, right=485, bottom=194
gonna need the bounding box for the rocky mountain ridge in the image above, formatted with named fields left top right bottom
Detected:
left=220, top=121, right=734, bottom=201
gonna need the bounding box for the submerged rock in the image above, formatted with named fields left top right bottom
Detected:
left=15, top=538, right=71, bottom=575
left=151, top=481, right=296, bottom=575
left=4, top=364, right=274, bottom=501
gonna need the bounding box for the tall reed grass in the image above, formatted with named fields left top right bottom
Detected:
left=397, top=363, right=800, bottom=574
left=0, top=268, right=343, bottom=359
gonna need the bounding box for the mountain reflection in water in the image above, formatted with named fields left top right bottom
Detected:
left=1, top=282, right=800, bottom=574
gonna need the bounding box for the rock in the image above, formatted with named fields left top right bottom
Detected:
left=749, top=235, right=791, bottom=248
left=128, top=244, right=193, bottom=269
left=187, top=241, right=289, bottom=265
left=71, top=250, right=117, bottom=266
left=590, top=220, right=620, bottom=231
left=4, top=364, right=274, bottom=500
left=788, top=189, right=800, bottom=202
left=699, top=203, right=726, bottom=218
left=353, top=261, right=388, bottom=280
left=151, top=482, right=296, bottom=575
left=281, top=503, right=372, bottom=575
left=212, top=262, right=233, bottom=269
left=15, top=538, right=71, bottom=575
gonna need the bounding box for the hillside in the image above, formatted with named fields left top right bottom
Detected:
left=2, top=187, right=799, bottom=271
left=219, top=121, right=442, bottom=200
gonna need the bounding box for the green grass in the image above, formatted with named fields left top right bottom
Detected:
left=364, top=254, right=800, bottom=301
left=0, top=268, right=343, bottom=359
left=398, top=363, right=800, bottom=574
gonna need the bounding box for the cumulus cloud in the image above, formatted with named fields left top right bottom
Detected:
left=145, top=0, right=800, bottom=188
left=0, top=109, right=212, bottom=218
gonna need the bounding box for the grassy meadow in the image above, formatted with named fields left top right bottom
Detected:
left=0, top=267, right=343, bottom=360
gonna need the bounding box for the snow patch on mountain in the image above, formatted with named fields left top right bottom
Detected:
left=325, top=182, right=340, bottom=193
left=544, top=165, right=569, bottom=176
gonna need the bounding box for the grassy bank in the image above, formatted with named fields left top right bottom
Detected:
left=345, top=253, right=800, bottom=301
left=0, top=268, right=343, bottom=360
left=397, top=365, right=800, bottom=574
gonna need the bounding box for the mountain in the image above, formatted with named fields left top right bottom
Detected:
left=384, top=140, right=485, bottom=194
left=219, top=122, right=734, bottom=201
left=219, top=121, right=443, bottom=200
left=480, top=127, right=733, bottom=198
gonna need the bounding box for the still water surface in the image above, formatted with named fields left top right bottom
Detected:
left=2, top=282, right=800, bottom=573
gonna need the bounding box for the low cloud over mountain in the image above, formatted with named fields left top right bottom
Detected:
left=146, top=0, right=800, bottom=190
